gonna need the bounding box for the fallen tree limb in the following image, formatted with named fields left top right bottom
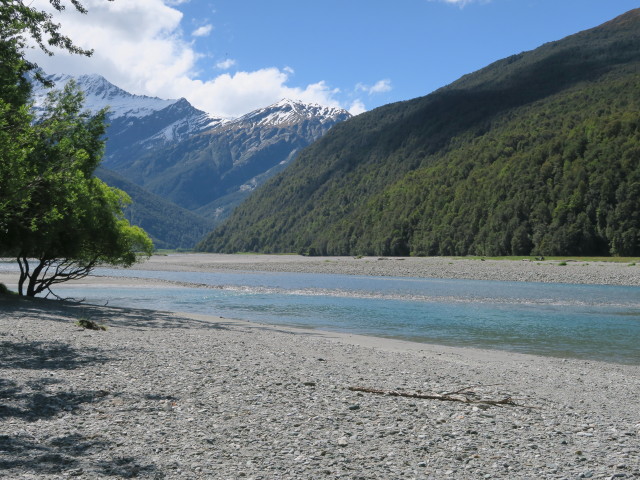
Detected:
left=348, top=386, right=521, bottom=407
left=443, top=383, right=503, bottom=396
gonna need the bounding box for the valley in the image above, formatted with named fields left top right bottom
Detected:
left=31, top=75, right=351, bottom=249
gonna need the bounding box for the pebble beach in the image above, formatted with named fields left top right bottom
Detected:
left=127, top=254, right=640, bottom=286
left=1, top=255, right=639, bottom=479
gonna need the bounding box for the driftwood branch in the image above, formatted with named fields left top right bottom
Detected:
left=348, top=386, right=522, bottom=407
left=442, top=383, right=502, bottom=396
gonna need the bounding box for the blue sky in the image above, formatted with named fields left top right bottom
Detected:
left=28, top=0, right=640, bottom=118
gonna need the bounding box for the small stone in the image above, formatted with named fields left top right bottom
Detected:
left=348, top=404, right=361, bottom=411
left=337, top=437, right=348, bottom=447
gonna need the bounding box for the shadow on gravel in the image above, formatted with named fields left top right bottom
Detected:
left=1, top=295, right=232, bottom=331
left=0, top=339, right=107, bottom=371
left=0, top=377, right=108, bottom=421
left=0, top=377, right=163, bottom=477
left=0, top=433, right=162, bottom=478
left=0, top=339, right=111, bottom=420
left=0, top=380, right=164, bottom=477
left=0, top=309, right=164, bottom=477
left=79, top=303, right=233, bottom=331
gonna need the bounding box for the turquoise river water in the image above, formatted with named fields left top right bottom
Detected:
left=33, top=267, right=640, bottom=365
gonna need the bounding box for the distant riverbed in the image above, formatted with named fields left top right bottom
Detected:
left=48, top=265, right=640, bottom=364
left=1, top=255, right=639, bottom=364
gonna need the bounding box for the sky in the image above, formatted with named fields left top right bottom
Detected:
left=26, top=0, right=640, bottom=118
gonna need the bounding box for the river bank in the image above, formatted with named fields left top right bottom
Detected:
left=114, top=253, right=640, bottom=286
left=2, top=254, right=640, bottom=288
left=1, top=255, right=639, bottom=478
left=1, top=294, right=639, bottom=479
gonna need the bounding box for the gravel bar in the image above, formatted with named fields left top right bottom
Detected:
left=1, top=293, right=639, bottom=479
left=127, top=254, right=640, bottom=286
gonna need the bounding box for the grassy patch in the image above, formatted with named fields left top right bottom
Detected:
left=0, top=283, right=16, bottom=295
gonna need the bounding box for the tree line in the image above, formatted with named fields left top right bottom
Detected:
left=198, top=14, right=640, bottom=257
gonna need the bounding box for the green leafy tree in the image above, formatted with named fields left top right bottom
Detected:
left=0, top=1, right=102, bottom=57
left=1, top=0, right=103, bottom=246
left=1, top=0, right=152, bottom=297
left=10, top=82, right=153, bottom=297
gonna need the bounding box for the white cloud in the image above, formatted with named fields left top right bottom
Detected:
left=215, top=58, right=237, bottom=70
left=192, top=24, right=213, bottom=37
left=349, top=100, right=367, bottom=116
left=169, top=70, right=343, bottom=118
left=356, top=79, right=392, bottom=95
left=24, top=0, right=349, bottom=118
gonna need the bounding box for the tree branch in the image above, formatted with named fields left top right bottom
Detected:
left=31, top=257, right=97, bottom=297
left=348, top=386, right=523, bottom=408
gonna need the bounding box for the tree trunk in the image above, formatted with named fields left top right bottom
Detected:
left=26, top=258, right=46, bottom=297
left=17, top=256, right=28, bottom=296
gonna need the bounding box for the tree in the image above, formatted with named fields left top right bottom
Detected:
left=1, top=0, right=104, bottom=238
left=1, top=0, right=152, bottom=297
left=0, top=1, right=104, bottom=57
left=9, top=81, right=153, bottom=297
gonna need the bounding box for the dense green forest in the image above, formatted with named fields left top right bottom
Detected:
left=96, top=167, right=214, bottom=249
left=198, top=9, right=640, bottom=256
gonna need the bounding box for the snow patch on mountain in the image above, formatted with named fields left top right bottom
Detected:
left=32, top=73, right=176, bottom=119
left=230, top=99, right=351, bottom=128
left=30, top=73, right=232, bottom=166
left=31, top=75, right=347, bottom=130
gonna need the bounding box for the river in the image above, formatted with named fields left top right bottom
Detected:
left=38, top=266, right=640, bottom=365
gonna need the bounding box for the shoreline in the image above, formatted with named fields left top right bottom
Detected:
left=1, top=254, right=638, bottom=366
left=1, top=295, right=639, bottom=479
left=2, top=253, right=640, bottom=287
left=108, top=253, right=640, bottom=286
left=1, top=284, right=637, bottom=366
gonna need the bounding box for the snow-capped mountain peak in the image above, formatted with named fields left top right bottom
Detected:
left=33, top=73, right=176, bottom=119
left=29, top=73, right=230, bottom=164
left=232, top=98, right=351, bottom=128
left=24, top=73, right=354, bottom=248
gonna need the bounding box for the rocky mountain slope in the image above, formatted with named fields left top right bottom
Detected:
left=198, top=9, right=640, bottom=257
left=32, top=74, right=225, bottom=167
left=32, top=75, right=351, bottom=248
left=119, top=99, right=352, bottom=219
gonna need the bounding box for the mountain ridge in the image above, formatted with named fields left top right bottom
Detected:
left=31, top=74, right=352, bottom=248
left=33, top=73, right=177, bottom=119
left=228, top=99, right=351, bottom=128
left=116, top=98, right=351, bottom=215
left=197, top=8, right=640, bottom=257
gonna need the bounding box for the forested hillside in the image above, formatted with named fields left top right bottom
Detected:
left=30, top=76, right=350, bottom=249
left=198, top=9, right=640, bottom=256
left=96, top=168, right=214, bottom=250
